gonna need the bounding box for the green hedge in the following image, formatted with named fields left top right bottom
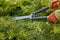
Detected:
left=0, top=0, right=52, bottom=16
left=0, top=0, right=60, bottom=40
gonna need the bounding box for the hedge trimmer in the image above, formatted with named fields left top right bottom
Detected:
left=12, top=0, right=60, bottom=23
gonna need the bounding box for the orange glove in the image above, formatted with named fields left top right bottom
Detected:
left=47, top=12, right=58, bottom=23
left=49, top=0, right=60, bottom=9
left=47, top=10, right=60, bottom=23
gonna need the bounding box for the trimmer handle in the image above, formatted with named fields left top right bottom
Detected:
left=32, top=6, right=49, bottom=14
left=30, top=6, right=49, bottom=19
left=31, top=16, right=47, bottom=20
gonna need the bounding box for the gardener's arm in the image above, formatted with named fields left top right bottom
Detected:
left=49, top=0, right=60, bottom=9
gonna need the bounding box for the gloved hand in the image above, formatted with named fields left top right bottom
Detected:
left=49, top=0, right=60, bottom=9
left=47, top=10, right=60, bottom=23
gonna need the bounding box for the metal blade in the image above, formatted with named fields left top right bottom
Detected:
left=12, top=15, right=30, bottom=20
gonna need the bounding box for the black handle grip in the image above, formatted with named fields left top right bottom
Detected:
left=32, top=6, right=49, bottom=14
left=31, top=16, right=47, bottom=20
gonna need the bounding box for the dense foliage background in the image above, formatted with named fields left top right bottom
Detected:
left=0, top=0, right=60, bottom=40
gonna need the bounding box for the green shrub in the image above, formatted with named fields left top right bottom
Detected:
left=0, top=0, right=60, bottom=40
left=0, top=0, right=52, bottom=16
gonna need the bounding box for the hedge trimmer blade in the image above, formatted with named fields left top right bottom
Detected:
left=12, top=15, right=30, bottom=20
